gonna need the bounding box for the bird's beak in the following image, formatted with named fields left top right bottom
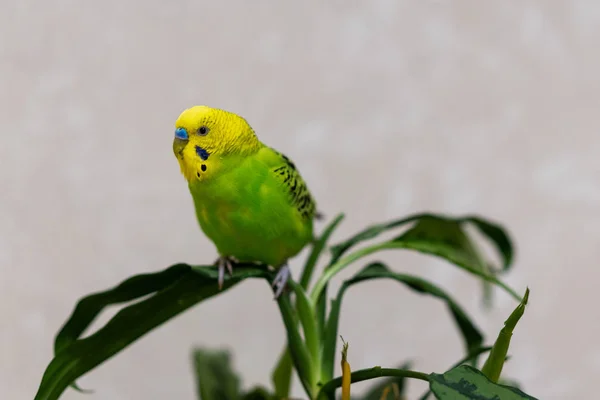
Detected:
left=172, top=138, right=187, bottom=158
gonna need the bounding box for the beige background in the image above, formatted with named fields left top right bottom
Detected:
left=2, top=1, right=598, bottom=399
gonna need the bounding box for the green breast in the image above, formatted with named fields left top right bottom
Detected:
left=189, top=154, right=314, bottom=267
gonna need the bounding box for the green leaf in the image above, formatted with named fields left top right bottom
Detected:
left=242, top=386, right=277, bottom=400
left=361, top=362, right=411, bottom=400
left=393, top=216, right=484, bottom=272
left=193, top=348, right=241, bottom=400
left=429, top=365, right=537, bottom=399
left=463, top=216, right=514, bottom=273
left=481, top=288, right=530, bottom=382
left=54, top=264, right=191, bottom=355
left=329, top=213, right=430, bottom=264
left=321, top=262, right=483, bottom=382
left=34, top=264, right=271, bottom=400
left=271, top=349, right=293, bottom=399
left=391, top=216, right=520, bottom=301
left=417, top=347, right=493, bottom=400
left=311, top=214, right=521, bottom=305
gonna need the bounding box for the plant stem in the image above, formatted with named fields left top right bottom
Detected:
left=300, top=214, right=345, bottom=290
left=288, top=280, right=321, bottom=392
left=275, top=292, right=315, bottom=398
left=317, top=366, right=430, bottom=399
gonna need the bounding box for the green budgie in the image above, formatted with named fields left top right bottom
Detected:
left=172, top=105, right=320, bottom=298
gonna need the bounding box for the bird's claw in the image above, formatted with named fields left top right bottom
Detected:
left=272, top=264, right=291, bottom=299
left=215, top=256, right=235, bottom=290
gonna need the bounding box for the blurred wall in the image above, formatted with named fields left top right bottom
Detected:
left=2, top=1, right=599, bottom=399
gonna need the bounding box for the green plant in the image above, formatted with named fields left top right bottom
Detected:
left=34, top=212, right=538, bottom=399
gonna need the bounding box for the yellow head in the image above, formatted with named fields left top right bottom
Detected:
left=173, top=106, right=262, bottom=182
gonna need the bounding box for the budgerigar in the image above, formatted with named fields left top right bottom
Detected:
left=172, top=105, right=320, bottom=298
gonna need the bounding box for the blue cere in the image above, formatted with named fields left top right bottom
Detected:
left=175, top=127, right=188, bottom=140
left=195, top=146, right=210, bottom=160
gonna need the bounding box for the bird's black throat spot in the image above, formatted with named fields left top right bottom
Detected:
left=196, top=171, right=200, bottom=178
left=195, top=146, right=210, bottom=161
left=201, top=164, right=207, bottom=172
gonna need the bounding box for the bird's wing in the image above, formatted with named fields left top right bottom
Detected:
left=261, top=147, right=319, bottom=221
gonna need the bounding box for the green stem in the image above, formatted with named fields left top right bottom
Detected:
left=300, top=214, right=345, bottom=290
left=275, top=291, right=314, bottom=398
left=288, top=281, right=321, bottom=392
left=317, top=367, right=430, bottom=399
left=310, top=242, right=523, bottom=303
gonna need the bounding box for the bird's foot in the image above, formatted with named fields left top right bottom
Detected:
left=214, top=256, right=236, bottom=290
left=272, top=264, right=291, bottom=300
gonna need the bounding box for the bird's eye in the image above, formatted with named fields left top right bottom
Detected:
left=175, top=127, right=188, bottom=140
left=197, top=126, right=209, bottom=136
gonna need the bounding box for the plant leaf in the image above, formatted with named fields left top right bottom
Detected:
left=314, top=214, right=520, bottom=304
left=321, top=262, right=483, bottom=382
left=361, top=362, right=411, bottom=400
left=429, top=365, right=538, bottom=399
left=391, top=216, right=521, bottom=301
left=481, top=288, right=530, bottom=382
left=34, top=264, right=271, bottom=400
left=193, top=348, right=241, bottom=400
left=242, top=386, right=276, bottom=400
left=329, top=213, right=432, bottom=264
left=463, top=216, right=514, bottom=273
left=271, top=349, right=293, bottom=399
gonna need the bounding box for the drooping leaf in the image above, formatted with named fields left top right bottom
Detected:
left=54, top=264, right=191, bottom=355
left=463, top=216, right=514, bottom=273
left=34, top=264, right=271, bottom=400
left=481, top=288, right=530, bottom=382
left=314, top=214, right=520, bottom=304
left=329, top=213, right=431, bottom=264
left=321, top=262, right=483, bottom=382
left=390, top=216, right=521, bottom=301
left=329, top=214, right=514, bottom=275
left=361, top=362, right=411, bottom=400
left=429, top=365, right=537, bottom=400
left=193, top=348, right=241, bottom=400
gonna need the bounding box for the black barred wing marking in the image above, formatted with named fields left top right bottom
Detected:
left=271, top=152, right=317, bottom=220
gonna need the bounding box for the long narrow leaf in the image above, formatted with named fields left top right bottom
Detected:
left=463, top=216, right=514, bottom=273
left=54, top=264, right=190, bottom=354
left=35, top=264, right=270, bottom=400
left=321, top=262, right=483, bottom=382
left=481, top=288, right=530, bottom=382
left=329, top=213, right=433, bottom=264
left=193, top=348, right=241, bottom=400
left=311, top=215, right=521, bottom=304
